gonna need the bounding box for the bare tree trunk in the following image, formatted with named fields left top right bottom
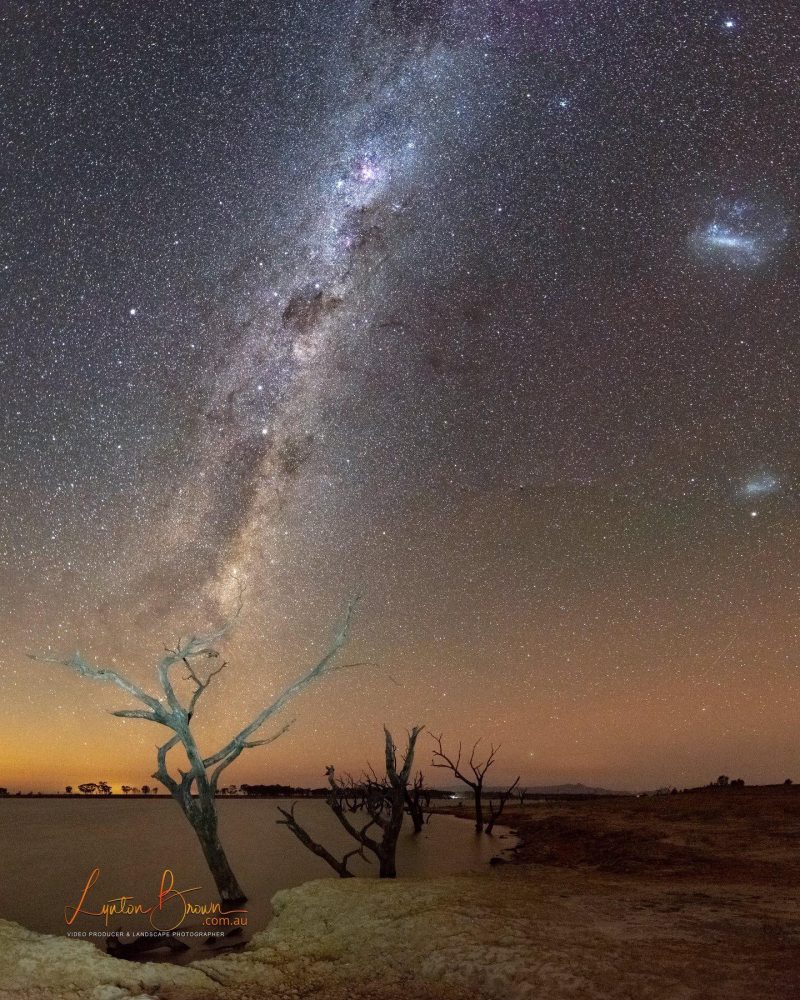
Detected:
left=405, top=794, right=424, bottom=833
left=377, top=726, right=420, bottom=877
left=193, top=799, right=246, bottom=904
left=474, top=788, right=484, bottom=833
left=377, top=774, right=406, bottom=877
left=378, top=851, right=397, bottom=877
left=404, top=771, right=427, bottom=833
left=485, top=777, right=520, bottom=835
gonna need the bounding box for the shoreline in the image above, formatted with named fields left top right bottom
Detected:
left=0, top=799, right=508, bottom=964
left=0, top=788, right=797, bottom=997
left=436, top=783, right=800, bottom=884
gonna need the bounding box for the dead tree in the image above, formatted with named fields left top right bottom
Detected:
left=485, top=776, right=520, bottom=834
left=331, top=726, right=424, bottom=876
left=431, top=734, right=500, bottom=833
left=404, top=770, right=431, bottom=833
left=516, top=786, right=527, bottom=806
left=279, top=726, right=423, bottom=878
left=33, top=597, right=358, bottom=905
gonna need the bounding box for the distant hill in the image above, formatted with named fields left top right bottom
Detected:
left=528, top=783, right=630, bottom=796
left=475, top=782, right=631, bottom=797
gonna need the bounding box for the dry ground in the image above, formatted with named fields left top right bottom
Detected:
left=0, top=786, right=797, bottom=999
left=477, top=783, right=800, bottom=884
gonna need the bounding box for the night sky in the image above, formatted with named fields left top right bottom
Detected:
left=1, top=1, right=798, bottom=792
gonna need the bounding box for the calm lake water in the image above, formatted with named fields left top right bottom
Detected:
left=0, top=799, right=512, bottom=960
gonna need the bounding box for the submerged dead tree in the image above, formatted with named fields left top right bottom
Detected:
left=431, top=734, right=501, bottom=834
left=33, top=597, right=358, bottom=905
left=404, top=770, right=431, bottom=833
left=278, top=725, right=423, bottom=878
left=485, top=775, right=521, bottom=835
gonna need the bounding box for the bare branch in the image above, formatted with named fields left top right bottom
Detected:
left=30, top=652, right=164, bottom=716
left=152, top=734, right=182, bottom=797
left=399, top=726, right=424, bottom=784
left=204, top=597, right=360, bottom=768
left=385, top=725, right=424, bottom=787
left=186, top=659, right=228, bottom=718
left=243, top=725, right=293, bottom=749
left=111, top=709, right=159, bottom=721
left=469, top=740, right=499, bottom=783
left=156, top=584, right=245, bottom=715
left=277, top=802, right=365, bottom=878
left=486, top=776, right=521, bottom=834
left=430, top=733, right=475, bottom=789
left=209, top=720, right=294, bottom=794
left=325, top=767, right=383, bottom=853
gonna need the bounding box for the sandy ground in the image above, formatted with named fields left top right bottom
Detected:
left=1, top=786, right=797, bottom=999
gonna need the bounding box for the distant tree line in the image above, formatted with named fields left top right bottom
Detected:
left=655, top=776, right=799, bottom=794
left=48, top=780, right=469, bottom=799
left=237, top=783, right=326, bottom=797
left=219, top=782, right=469, bottom=800
left=62, top=783, right=159, bottom=795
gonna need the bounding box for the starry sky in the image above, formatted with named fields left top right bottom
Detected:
left=1, top=0, right=798, bottom=793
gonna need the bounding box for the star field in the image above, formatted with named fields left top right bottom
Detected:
left=1, top=0, right=799, bottom=791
